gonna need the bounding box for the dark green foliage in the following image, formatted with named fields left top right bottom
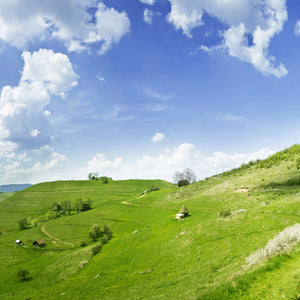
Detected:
left=103, top=224, right=113, bottom=240
left=80, top=241, right=87, bottom=247
left=89, top=224, right=102, bottom=241
left=17, top=269, right=30, bottom=281
left=19, top=218, right=29, bottom=230
left=101, top=176, right=109, bottom=184
left=91, top=244, right=102, bottom=256
left=219, top=209, right=231, bottom=218
left=178, top=180, right=189, bottom=187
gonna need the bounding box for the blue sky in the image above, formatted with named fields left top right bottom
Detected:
left=0, top=0, right=300, bottom=184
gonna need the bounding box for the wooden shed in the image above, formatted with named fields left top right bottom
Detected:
left=33, top=239, right=46, bottom=247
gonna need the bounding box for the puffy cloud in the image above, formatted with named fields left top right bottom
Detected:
left=84, top=143, right=274, bottom=182
left=0, top=1, right=130, bottom=54
left=0, top=146, right=69, bottom=184
left=143, top=9, right=154, bottom=25
left=87, top=153, right=122, bottom=173
left=166, top=0, right=288, bottom=77
left=151, top=132, right=166, bottom=143
left=0, top=49, right=78, bottom=150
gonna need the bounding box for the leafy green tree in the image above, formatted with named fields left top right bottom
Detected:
left=17, top=269, right=30, bottom=281
left=91, top=244, right=102, bottom=255
left=89, top=224, right=102, bottom=241
left=19, top=218, right=28, bottom=230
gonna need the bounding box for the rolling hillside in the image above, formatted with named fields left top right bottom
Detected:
left=2, top=145, right=300, bottom=299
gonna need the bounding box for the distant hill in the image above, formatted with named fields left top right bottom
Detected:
left=0, top=184, right=32, bottom=193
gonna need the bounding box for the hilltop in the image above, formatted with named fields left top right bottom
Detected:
left=1, top=145, right=300, bottom=299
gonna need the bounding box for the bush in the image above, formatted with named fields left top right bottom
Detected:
left=19, top=218, right=29, bottom=230
left=17, top=269, right=30, bottom=281
left=80, top=241, right=87, bottom=247
left=178, top=180, right=189, bottom=187
left=92, top=244, right=102, bottom=256
left=219, top=209, right=231, bottom=218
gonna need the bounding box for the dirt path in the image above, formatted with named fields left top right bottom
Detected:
left=41, top=223, right=74, bottom=247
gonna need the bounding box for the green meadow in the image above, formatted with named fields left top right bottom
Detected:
left=2, top=145, right=300, bottom=299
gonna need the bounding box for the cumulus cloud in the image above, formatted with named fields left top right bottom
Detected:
left=87, top=153, right=122, bottom=173
left=151, top=132, right=166, bottom=143
left=0, top=49, right=78, bottom=150
left=0, top=1, right=130, bottom=54
left=0, top=146, right=69, bottom=184
left=84, top=143, right=274, bottom=182
left=166, top=0, right=288, bottom=77
left=143, top=9, right=154, bottom=25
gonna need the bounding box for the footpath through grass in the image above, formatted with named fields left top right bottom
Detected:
left=2, top=157, right=300, bottom=299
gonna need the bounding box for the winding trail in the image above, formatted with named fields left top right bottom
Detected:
left=41, top=223, right=74, bottom=247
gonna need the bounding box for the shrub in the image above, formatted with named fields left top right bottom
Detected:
left=18, top=218, right=29, bottom=230
left=245, top=223, right=300, bottom=269
left=17, top=269, right=30, bottom=281
left=178, top=180, right=189, bottom=187
left=92, top=244, right=102, bottom=256
left=219, top=209, right=231, bottom=218
left=80, top=241, right=87, bottom=247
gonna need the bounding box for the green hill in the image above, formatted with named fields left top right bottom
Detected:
left=2, top=145, right=300, bottom=299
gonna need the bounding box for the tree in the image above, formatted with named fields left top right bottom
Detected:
left=88, top=172, right=98, bottom=180
left=19, top=218, right=28, bottom=230
left=89, top=224, right=102, bottom=241
left=173, top=168, right=196, bottom=185
left=17, top=269, right=30, bottom=281
left=183, top=168, right=196, bottom=184
left=173, top=171, right=184, bottom=184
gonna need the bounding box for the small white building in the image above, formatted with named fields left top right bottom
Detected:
left=176, top=213, right=185, bottom=220
left=15, top=240, right=22, bottom=245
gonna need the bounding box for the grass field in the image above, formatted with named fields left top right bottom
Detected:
left=2, top=147, right=300, bottom=299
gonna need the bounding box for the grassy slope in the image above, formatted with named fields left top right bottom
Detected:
left=2, top=147, right=300, bottom=299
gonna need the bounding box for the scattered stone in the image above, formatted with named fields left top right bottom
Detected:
left=139, top=268, right=154, bottom=274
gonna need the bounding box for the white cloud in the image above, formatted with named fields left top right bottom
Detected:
left=146, top=103, right=169, bottom=112
left=140, top=0, right=156, bottom=5
left=84, top=143, right=274, bottom=182
left=295, top=20, right=300, bottom=35
left=166, top=0, right=288, bottom=77
left=102, top=105, right=135, bottom=122
left=216, top=113, right=246, bottom=123
left=96, top=73, right=105, bottom=81
left=143, top=9, right=154, bottom=25
left=151, top=132, right=166, bottom=143
left=0, top=1, right=130, bottom=55
left=0, top=146, right=69, bottom=184
left=87, top=153, right=122, bottom=173
left=0, top=49, right=78, bottom=150
left=144, top=87, right=173, bottom=101
left=30, top=129, right=41, bottom=137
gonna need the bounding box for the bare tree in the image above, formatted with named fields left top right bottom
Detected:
left=183, top=168, right=196, bottom=184
left=173, top=168, right=196, bottom=185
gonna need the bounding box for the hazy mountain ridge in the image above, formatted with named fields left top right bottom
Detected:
left=0, top=184, right=32, bottom=193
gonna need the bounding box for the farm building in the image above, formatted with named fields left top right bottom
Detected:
left=33, top=239, right=46, bottom=247
left=176, top=213, right=185, bottom=220
left=15, top=240, right=22, bottom=245
left=176, top=206, right=190, bottom=220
